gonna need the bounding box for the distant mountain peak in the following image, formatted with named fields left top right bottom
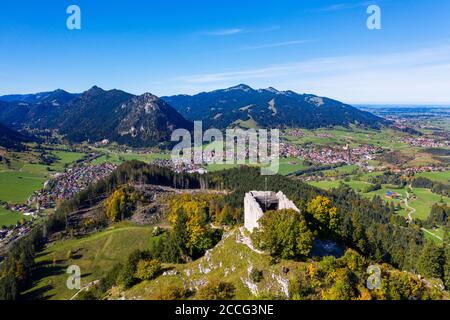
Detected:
left=263, top=87, right=280, bottom=94
left=224, top=84, right=254, bottom=92
left=85, top=86, right=105, bottom=95
left=139, top=92, right=159, bottom=101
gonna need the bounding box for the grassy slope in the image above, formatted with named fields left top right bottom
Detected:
left=24, top=224, right=304, bottom=300
left=23, top=222, right=161, bottom=300
left=121, top=228, right=300, bottom=300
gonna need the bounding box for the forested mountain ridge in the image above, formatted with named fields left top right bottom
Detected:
left=0, top=89, right=79, bottom=105
left=162, top=84, right=389, bottom=129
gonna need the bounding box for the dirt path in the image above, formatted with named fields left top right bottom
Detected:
left=405, top=184, right=442, bottom=242
left=405, top=188, right=415, bottom=222
left=70, top=280, right=100, bottom=300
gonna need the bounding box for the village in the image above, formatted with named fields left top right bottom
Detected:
left=279, top=142, right=380, bottom=166
left=28, top=162, right=117, bottom=210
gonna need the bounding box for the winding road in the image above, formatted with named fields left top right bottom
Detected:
left=404, top=185, right=442, bottom=241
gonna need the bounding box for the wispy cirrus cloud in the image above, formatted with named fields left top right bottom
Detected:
left=198, top=25, right=280, bottom=37
left=312, top=1, right=374, bottom=12
left=241, top=40, right=312, bottom=51
left=200, top=28, right=244, bottom=36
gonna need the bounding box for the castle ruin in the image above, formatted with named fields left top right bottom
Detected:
left=244, top=191, right=300, bottom=232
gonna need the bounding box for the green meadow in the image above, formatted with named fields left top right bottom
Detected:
left=22, top=222, right=162, bottom=300
left=0, top=206, right=31, bottom=227
left=0, top=171, right=46, bottom=204
left=91, top=150, right=170, bottom=165
left=416, top=170, right=450, bottom=184
left=309, top=178, right=449, bottom=221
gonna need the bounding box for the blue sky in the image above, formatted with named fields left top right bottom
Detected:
left=1, top=0, right=450, bottom=103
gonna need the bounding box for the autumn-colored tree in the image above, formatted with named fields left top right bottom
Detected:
left=167, top=194, right=220, bottom=256
left=377, top=269, right=429, bottom=300
left=252, top=209, right=314, bottom=259
left=197, top=279, right=236, bottom=300
left=134, top=259, right=161, bottom=281
left=105, top=187, right=138, bottom=222
left=321, top=268, right=357, bottom=300
left=306, top=196, right=340, bottom=238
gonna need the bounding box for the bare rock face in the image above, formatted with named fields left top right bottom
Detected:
left=116, top=92, right=192, bottom=146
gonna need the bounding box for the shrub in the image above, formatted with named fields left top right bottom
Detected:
left=249, top=268, right=263, bottom=283
left=197, top=280, right=236, bottom=300
left=155, top=284, right=190, bottom=300
left=134, top=259, right=161, bottom=281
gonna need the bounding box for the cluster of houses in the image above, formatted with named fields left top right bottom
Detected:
left=279, top=143, right=380, bottom=166
left=28, top=162, right=117, bottom=210
left=391, top=165, right=448, bottom=175
left=401, top=137, right=449, bottom=148
left=0, top=220, right=33, bottom=250
left=151, top=159, right=207, bottom=174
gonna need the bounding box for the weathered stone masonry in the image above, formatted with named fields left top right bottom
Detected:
left=244, top=191, right=299, bottom=232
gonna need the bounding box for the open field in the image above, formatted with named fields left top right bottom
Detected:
left=283, top=126, right=448, bottom=168
left=22, top=222, right=162, bottom=300
left=0, top=206, right=30, bottom=227
left=309, top=179, right=373, bottom=192
left=0, top=149, right=87, bottom=204
left=284, top=127, right=411, bottom=150
left=276, top=157, right=309, bottom=175
left=0, top=171, right=46, bottom=203
left=91, top=150, right=170, bottom=165
left=416, top=170, right=450, bottom=184
left=423, top=227, right=445, bottom=243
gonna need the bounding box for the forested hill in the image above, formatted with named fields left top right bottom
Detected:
left=162, top=84, right=389, bottom=129
left=0, top=122, right=32, bottom=150
left=45, top=162, right=445, bottom=279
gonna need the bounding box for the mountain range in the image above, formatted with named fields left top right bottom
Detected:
left=0, top=87, right=192, bottom=147
left=163, top=84, right=388, bottom=129
left=0, top=85, right=388, bottom=147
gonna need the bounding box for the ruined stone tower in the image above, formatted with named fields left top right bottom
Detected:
left=244, top=191, right=299, bottom=232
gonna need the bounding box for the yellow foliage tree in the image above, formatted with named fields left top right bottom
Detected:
left=307, top=195, right=340, bottom=237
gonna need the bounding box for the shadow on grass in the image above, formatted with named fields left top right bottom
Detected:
left=22, top=284, right=55, bottom=300
left=22, top=263, right=67, bottom=300
left=34, top=263, right=66, bottom=280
